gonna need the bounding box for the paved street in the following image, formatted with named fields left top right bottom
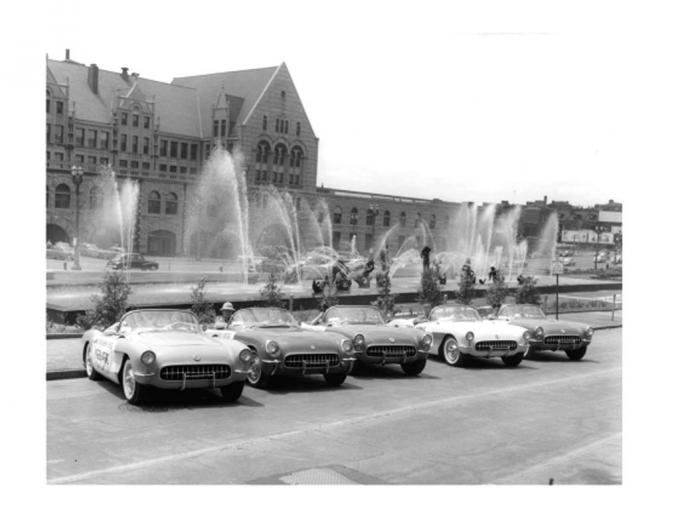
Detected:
left=47, top=328, right=621, bottom=485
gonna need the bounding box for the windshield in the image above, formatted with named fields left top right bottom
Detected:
left=119, top=310, right=202, bottom=334
left=234, top=308, right=298, bottom=327
left=325, top=307, right=385, bottom=325
left=430, top=306, right=481, bottom=322
left=500, top=305, right=546, bottom=319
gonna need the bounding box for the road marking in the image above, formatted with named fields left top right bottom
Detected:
left=48, top=367, right=620, bottom=484
left=494, top=431, right=622, bottom=483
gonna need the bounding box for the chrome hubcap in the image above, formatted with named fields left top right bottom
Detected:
left=85, top=344, right=93, bottom=375
left=445, top=340, right=460, bottom=363
left=123, top=363, right=135, bottom=398
left=248, top=361, right=261, bottom=384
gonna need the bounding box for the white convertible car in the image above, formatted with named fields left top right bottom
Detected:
left=389, top=304, right=530, bottom=367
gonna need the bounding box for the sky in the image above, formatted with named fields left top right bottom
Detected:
left=29, top=0, right=669, bottom=207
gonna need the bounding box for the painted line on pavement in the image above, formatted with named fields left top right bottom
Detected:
left=48, top=367, right=620, bottom=484
left=494, top=431, right=622, bottom=483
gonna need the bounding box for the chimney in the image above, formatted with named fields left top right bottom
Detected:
left=65, top=48, right=70, bottom=61
left=87, top=64, right=99, bottom=95
left=121, top=67, right=129, bottom=81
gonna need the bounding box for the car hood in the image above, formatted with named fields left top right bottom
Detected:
left=507, top=318, right=589, bottom=334
left=236, top=326, right=347, bottom=351
left=131, top=331, right=222, bottom=348
left=327, top=324, right=421, bottom=343
left=423, top=319, right=527, bottom=339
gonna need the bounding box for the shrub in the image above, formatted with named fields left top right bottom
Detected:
left=515, top=275, right=542, bottom=305
left=418, top=267, right=445, bottom=314
left=372, top=249, right=396, bottom=318
left=486, top=273, right=508, bottom=310
left=78, top=271, right=132, bottom=329
left=458, top=262, right=476, bottom=305
left=260, top=272, right=285, bottom=307
left=190, top=277, right=216, bottom=326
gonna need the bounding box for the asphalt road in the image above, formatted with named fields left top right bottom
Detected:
left=46, top=328, right=621, bottom=485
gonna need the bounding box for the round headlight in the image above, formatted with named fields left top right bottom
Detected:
left=341, top=339, right=353, bottom=353
left=535, top=327, right=544, bottom=339
left=239, top=348, right=254, bottom=364
left=465, top=331, right=474, bottom=343
left=522, top=330, right=531, bottom=342
left=353, top=334, right=365, bottom=350
left=584, top=327, right=594, bottom=339
left=140, top=350, right=156, bottom=366
left=265, top=340, right=280, bottom=355
left=421, top=334, right=433, bottom=350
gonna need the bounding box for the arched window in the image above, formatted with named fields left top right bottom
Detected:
left=55, top=183, right=70, bottom=209
left=399, top=211, right=406, bottom=227
left=366, top=208, right=375, bottom=226
left=255, top=141, right=270, bottom=164
left=148, top=190, right=161, bottom=214
left=290, top=146, right=303, bottom=167
left=262, top=115, right=267, bottom=131
left=273, top=144, right=287, bottom=166
left=333, top=206, right=342, bottom=224
left=429, top=214, right=436, bottom=229
left=89, top=186, right=103, bottom=209
left=165, top=192, right=178, bottom=215
left=383, top=210, right=391, bottom=227
left=350, top=207, right=358, bottom=226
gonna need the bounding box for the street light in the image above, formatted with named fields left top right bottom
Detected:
left=70, top=165, right=84, bottom=270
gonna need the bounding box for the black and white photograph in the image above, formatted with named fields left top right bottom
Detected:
left=5, top=0, right=678, bottom=506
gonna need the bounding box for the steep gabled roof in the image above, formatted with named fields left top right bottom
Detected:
left=172, top=65, right=279, bottom=134
left=47, top=59, right=202, bottom=137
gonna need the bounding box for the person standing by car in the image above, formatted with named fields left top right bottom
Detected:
left=213, top=302, right=235, bottom=330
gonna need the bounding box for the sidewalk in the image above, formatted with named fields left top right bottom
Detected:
left=45, top=310, right=622, bottom=381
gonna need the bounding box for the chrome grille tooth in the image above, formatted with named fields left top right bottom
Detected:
left=475, top=341, right=518, bottom=351
left=365, top=344, right=416, bottom=357
left=544, top=335, right=582, bottom=345
left=284, top=353, right=340, bottom=368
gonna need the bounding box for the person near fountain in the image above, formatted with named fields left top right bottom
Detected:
left=461, top=258, right=476, bottom=284
left=420, top=246, right=431, bottom=271
left=488, top=266, right=499, bottom=283
left=213, top=302, right=235, bottom=330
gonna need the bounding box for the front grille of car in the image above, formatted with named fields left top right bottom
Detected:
left=475, top=341, right=518, bottom=351
left=544, top=335, right=582, bottom=345
left=284, top=353, right=340, bottom=368
left=160, top=364, right=231, bottom=380
left=366, top=345, right=417, bottom=357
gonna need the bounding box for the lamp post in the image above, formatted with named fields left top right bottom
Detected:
left=70, top=165, right=84, bottom=270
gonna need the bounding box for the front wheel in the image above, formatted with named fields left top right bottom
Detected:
left=220, top=380, right=245, bottom=402
left=502, top=352, right=524, bottom=367
left=441, top=336, right=466, bottom=366
left=247, top=354, right=272, bottom=389
left=84, top=342, right=101, bottom=381
left=323, top=373, right=347, bottom=387
left=121, top=358, right=148, bottom=405
left=401, top=358, right=427, bottom=376
left=566, top=345, right=588, bottom=361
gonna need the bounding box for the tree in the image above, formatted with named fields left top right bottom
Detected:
left=515, top=275, right=542, bottom=305
left=372, top=249, right=395, bottom=317
left=190, top=277, right=216, bottom=326
left=457, top=260, right=476, bottom=305
left=418, top=267, right=445, bottom=314
left=260, top=272, right=285, bottom=307
left=316, top=278, right=339, bottom=311
left=77, top=271, right=132, bottom=329
left=486, top=272, right=508, bottom=310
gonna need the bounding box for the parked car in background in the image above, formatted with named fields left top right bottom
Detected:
left=81, top=309, right=255, bottom=405
left=302, top=305, right=432, bottom=376
left=208, top=307, right=356, bottom=388
left=46, top=241, right=74, bottom=261
left=107, top=252, right=159, bottom=270
left=494, top=304, right=593, bottom=360
left=390, top=304, right=530, bottom=367
left=79, top=243, right=119, bottom=259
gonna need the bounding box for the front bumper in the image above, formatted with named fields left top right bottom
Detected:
left=356, top=347, right=429, bottom=366
left=529, top=337, right=591, bottom=352
left=260, top=356, right=356, bottom=376
left=460, top=343, right=529, bottom=359
left=132, top=366, right=252, bottom=391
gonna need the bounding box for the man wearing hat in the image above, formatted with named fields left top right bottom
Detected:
left=213, top=301, right=235, bottom=330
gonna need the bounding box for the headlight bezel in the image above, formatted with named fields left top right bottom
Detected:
left=265, top=339, right=281, bottom=356
left=584, top=327, right=594, bottom=339
left=341, top=339, right=353, bottom=353
left=522, top=330, right=531, bottom=342
left=140, top=350, right=156, bottom=366
left=421, top=333, right=433, bottom=350
left=465, top=331, right=474, bottom=346
left=535, top=326, right=544, bottom=340
left=239, top=348, right=255, bottom=364
left=352, top=334, right=365, bottom=350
